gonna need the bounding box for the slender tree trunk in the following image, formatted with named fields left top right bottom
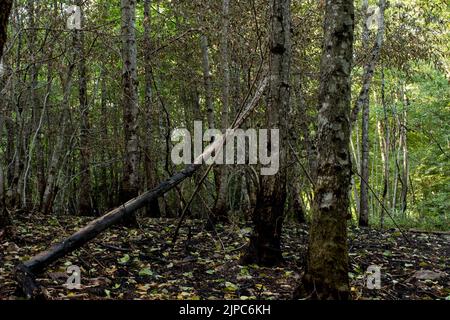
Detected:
left=41, top=66, right=75, bottom=214
left=120, top=0, right=139, bottom=225
left=358, top=0, right=370, bottom=227
left=200, top=33, right=223, bottom=214
left=357, top=0, right=386, bottom=227
left=392, top=149, right=399, bottom=212
left=350, top=138, right=360, bottom=217
left=99, top=69, right=110, bottom=210
left=289, top=73, right=307, bottom=223
left=245, top=171, right=257, bottom=212
left=297, top=0, right=355, bottom=300
left=37, top=59, right=54, bottom=207
left=5, top=108, right=14, bottom=205
left=200, top=34, right=215, bottom=131
left=378, top=67, right=389, bottom=228
left=242, top=0, right=291, bottom=266
left=293, top=73, right=317, bottom=184
left=75, top=0, right=93, bottom=216
left=292, top=179, right=306, bottom=224
left=9, top=10, right=24, bottom=210
left=0, top=88, right=11, bottom=232
left=0, top=163, right=8, bottom=231
left=0, top=0, right=13, bottom=232
left=350, top=0, right=386, bottom=123
left=211, top=0, right=231, bottom=225
left=21, top=0, right=40, bottom=209
left=359, top=100, right=370, bottom=226
left=400, top=85, right=409, bottom=215
left=143, top=0, right=161, bottom=218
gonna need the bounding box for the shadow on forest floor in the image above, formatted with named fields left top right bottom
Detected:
left=0, top=214, right=449, bottom=300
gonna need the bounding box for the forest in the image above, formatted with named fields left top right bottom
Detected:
left=0, top=0, right=448, bottom=303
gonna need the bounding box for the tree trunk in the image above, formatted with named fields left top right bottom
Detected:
left=400, top=85, right=409, bottom=215
left=359, top=99, right=370, bottom=226
left=378, top=67, right=389, bottom=228
left=0, top=101, right=11, bottom=233
left=200, top=34, right=215, bottom=131
left=143, top=0, right=161, bottom=218
left=242, top=0, right=291, bottom=267
left=41, top=66, right=75, bottom=215
left=75, top=0, right=93, bottom=216
left=199, top=32, right=220, bottom=204
left=0, top=0, right=13, bottom=232
left=289, top=73, right=307, bottom=223
left=211, top=0, right=231, bottom=225
left=357, top=0, right=386, bottom=227
left=120, top=0, right=139, bottom=225
left=297, top=0, right=355, bottom=300
left=292, top=180, right=306, bottom=224
left=358, top=0, right=370, bottom=227
left=21, top=0, right=39, bottom=209
left=9, top=11, right=25, bottom=210
left=350, top=0, right=386, bottom=123
left=37, top=58, right=54, bottom=208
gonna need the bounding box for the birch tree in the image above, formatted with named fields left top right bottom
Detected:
left=356, top=0, right=386, bottom=227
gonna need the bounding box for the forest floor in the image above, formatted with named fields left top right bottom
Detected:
left=0, top=214, right=449, bottom=300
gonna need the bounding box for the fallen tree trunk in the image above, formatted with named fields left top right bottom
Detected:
left=15, top=76, right=268, bottom=299
left=26, top=165, right=199, bottom=275
left=16, top=164, right=199, bottom=298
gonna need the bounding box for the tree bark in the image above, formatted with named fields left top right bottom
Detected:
left=21, top=0, right=39, bottom=209
left=242, top=0, right=291, bottom=267
left=292, top=179, right=306, bottom=224
left=378, top=67, right=389, bottom=228
left=357, top=0, right=386, bottom=227
left=358, top=0, right=370, bottom=227
left=143, top=0, right=161, bottom=218
left=120, top=0, right=139, bottom=225
left=200, top=34, right=215, bottom=131
left=400, top=85, right=409, bottom=215
left=211, top=0, right=231, bottom=225
left=75, top=0, right=93, bottom=216
left=298, top=0, right=355, bottom=300
left=0, top=0, right=13, bottom=231
left=41, top=66, right=75, bottom=214
left=350, top=0, right=386, bottom=123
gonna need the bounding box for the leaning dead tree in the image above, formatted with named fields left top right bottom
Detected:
left=15, top=76, right=268, bottom=299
